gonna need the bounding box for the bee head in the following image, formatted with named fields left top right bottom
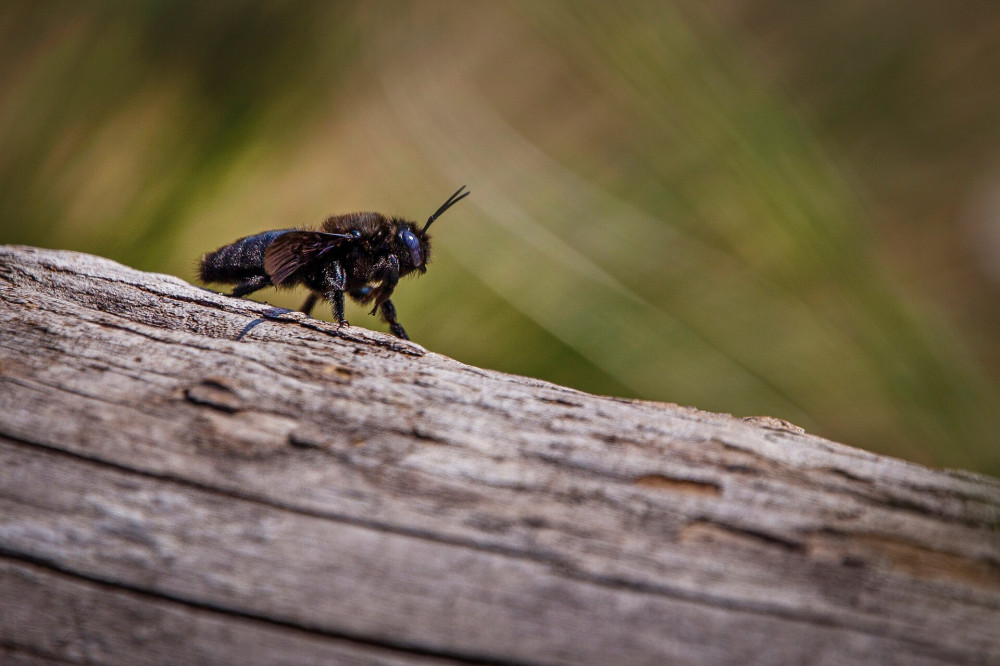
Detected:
left=398, top=225, right=427, bottom=272
left=399, top=185, right=469, bottom=274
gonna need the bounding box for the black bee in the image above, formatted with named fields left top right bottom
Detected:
left=199, top=186, right=469, bottom=340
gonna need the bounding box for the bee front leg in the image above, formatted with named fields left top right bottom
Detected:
left=348, top=285, right=375, bottom=304
left=370, top=257, right=407, bottom=338
left=321, top=261, right=349, bottom=328
left=368, top=256, right=400, bottom=316
left=379, top=299, right=409, bottom=340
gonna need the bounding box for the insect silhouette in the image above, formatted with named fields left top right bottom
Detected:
left=199, top=185, right=470, bottom=340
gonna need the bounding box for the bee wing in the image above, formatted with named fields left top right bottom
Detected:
left=264, top=231, right=353, bottom=284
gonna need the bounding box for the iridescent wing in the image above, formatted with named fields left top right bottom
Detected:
left=264, top=231, right=353, bottom=284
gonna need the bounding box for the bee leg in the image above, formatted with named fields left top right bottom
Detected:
left=299, top=292, right=318, bottom=316
left=349, top=285, right=374, bottom=304
left=379, top=299, right=409, bottom=340
left=229, top=274, right=271, bottom=298
left=330, top=291, right=348, bottom=328
left=322, top=261, right=349, bottom=328
left=368, top=256, right=399, bottom=316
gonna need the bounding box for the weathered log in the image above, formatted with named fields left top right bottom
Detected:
left=0, top=244, right=998, bottom=665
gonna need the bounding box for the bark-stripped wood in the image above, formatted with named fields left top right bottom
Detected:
left=1, top=244, right=998, bottom=665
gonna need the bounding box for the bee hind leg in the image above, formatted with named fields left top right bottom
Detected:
left=229, top=275, right=271, bottom=298
left=299, top=292, right=318, bottom=316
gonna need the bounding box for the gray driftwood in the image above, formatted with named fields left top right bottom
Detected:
left=1, top=244, right=998, bottom=666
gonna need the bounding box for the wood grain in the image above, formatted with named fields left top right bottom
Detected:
left=1, top=245, right=999, bottom=665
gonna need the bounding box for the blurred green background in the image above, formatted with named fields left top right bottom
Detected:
left=2, top=1, right=999, bottom=474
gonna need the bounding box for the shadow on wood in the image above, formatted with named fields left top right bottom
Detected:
left=1, top=245, right=999, bottom=665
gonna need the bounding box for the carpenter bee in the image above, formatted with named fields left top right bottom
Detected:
left=199, top=185, right=469, bottom=340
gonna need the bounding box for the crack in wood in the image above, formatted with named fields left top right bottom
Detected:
left=184, top=378, right=245, bottom=413
left=633, top=474, right=722, bottom=497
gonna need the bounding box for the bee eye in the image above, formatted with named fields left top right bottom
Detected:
left=399, top=228, right=423, bottom=267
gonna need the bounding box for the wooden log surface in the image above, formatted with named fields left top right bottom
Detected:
left=1, top=244, right=998, bottom=665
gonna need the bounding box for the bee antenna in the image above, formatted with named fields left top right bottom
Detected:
left=422, top=185, right=469, bottom=234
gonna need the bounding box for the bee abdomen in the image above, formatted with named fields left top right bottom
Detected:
left=199, top=229, right=293, bottom=284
